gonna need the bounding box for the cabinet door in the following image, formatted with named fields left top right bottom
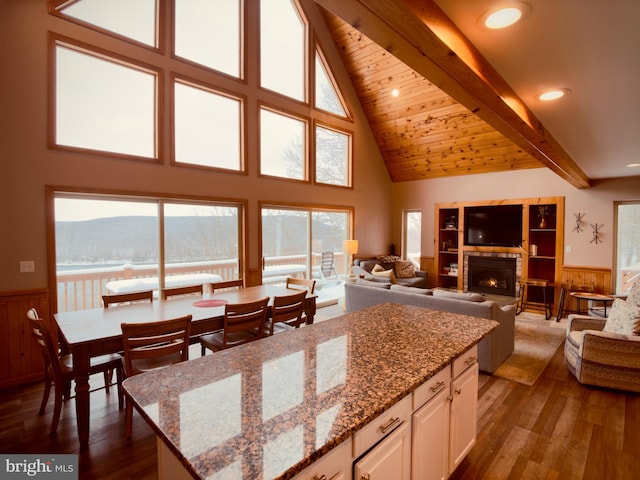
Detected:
left=292, top=437, right=352, bottom=480
left=411, top=387, right=450, bottom=480
left=354, top=422, right=411, bottom=480
left=448, top=364, right=478, bottom=474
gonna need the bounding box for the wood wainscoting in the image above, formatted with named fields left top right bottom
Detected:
left=560, top=265, right=612, bottom=314
left=0, top=289, right=49, bottom=387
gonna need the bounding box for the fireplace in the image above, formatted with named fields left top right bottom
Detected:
left=467, top=256, right=517, bottom=297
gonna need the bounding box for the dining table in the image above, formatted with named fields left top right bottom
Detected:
left=53, top=284, right=317, bottom=449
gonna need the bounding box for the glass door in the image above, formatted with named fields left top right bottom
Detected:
left=261, top=207, right=310, bottom=285
left=615, top=201, right=640, bottom=293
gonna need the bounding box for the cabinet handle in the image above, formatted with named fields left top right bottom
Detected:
left=361, top=474, right=371, bottom=480
left=379, top=416, right=402, bottom=434
left=430, top=381, right=446, bottom=393
left=455, top=387, right=462, bottom=395
left=311, top=476, right=326, bottom=480
left=465, top=356, right=477, bottom=366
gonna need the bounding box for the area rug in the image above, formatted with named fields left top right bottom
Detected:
left=493, top=315, right=566, bottom=386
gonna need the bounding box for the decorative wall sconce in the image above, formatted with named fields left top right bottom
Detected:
left=590, top=223, right=603, bottom=244
left=573, top=212, right=586, bottom=233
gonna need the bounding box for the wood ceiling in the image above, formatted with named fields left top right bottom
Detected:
left=316, top=0, right=591, bottom=188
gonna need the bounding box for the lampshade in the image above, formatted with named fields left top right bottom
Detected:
left=343, top=239, right=359, bottom=254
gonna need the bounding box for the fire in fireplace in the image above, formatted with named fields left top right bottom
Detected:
left=467, top=256, right=516, bottom=297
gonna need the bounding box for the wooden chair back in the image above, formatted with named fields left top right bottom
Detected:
left=286, top=277, right=316, bottom=294
left=223, top=297, right=269, bottom=345
left=120, top=315, right=192, bottom=377
left=27, top=308, right=64, bottom=386
left=161, top=284, right=203, bottom=300
left=269, top=290, right=306, bottom=333
left=102, top=290, right=153, bottom=308
left=210, top=279, right=244, bottom=291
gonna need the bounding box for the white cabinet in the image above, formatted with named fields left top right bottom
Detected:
left=411, top=387, right=450, bottom=480
left=411, top=345, right=478, bottom=480
left=353, top=422, right=411, bottom=480
left=292, top=437, right=353, bottom=480
left=448, top=362, right=478, bottom=473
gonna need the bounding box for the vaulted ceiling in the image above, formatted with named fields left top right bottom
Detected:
left=315, top=0, right=640, bottom=189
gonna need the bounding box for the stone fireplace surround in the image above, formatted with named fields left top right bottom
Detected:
left=464, top=252, right=522, bottom=297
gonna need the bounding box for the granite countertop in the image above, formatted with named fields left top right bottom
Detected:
left=123, top=302, right=498, bottom=480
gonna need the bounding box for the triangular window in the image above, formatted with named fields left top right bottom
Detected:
left=315, top=49, right=348, bottom=118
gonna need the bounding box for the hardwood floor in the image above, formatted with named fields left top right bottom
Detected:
left=1, top=304, right=638, bottom=479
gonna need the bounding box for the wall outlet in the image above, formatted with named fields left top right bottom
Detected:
left=19, top=260, right=35, bottom=273
left=565, top=245, right=572, bottom=254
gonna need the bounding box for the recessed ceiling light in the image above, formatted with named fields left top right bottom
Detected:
left=538, top=89, right=570, bottom=101
left=391, top=88, right=400, bottom=98
left=627, top=163, right=640, bottom=168
left=481, top=3, right=530, bottom=29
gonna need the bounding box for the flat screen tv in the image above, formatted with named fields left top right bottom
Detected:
left=464, top=205, right=523, bottom=247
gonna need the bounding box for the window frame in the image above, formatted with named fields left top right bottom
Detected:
left=313, top=120, right=353, bottom=189
left=171, top=74, right=248, bottom=174
left=46, top=186, right=247, bottom=314
left=49, top=33, right=162, bottom=163
left=258, top=104, right=311, bottom=183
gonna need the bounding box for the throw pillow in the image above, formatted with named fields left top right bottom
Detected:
left=432, top=289, right=486, bottom=302
left=394, top=260, right=416, bottom=279
left=371, top=263, right=396, bottom=282
left=625, top=279, right=640, bottom=307
left=603, top=298, right=640, bottom=335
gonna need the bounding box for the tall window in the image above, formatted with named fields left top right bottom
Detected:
left=174, top=0, right=242, bottom=77
left=403, top=210, right=422, bottom=267
left=50, top=1, right=353, bottom=183
left=174, top=80, right=243, bottom=171
left=614, top=201, right=640, bottom=293
left=315, top=124, right=351, bottom=187
left=260, top=0, right=306, bottom=101
left=53, top=193, right=242, bottom=312
left=54, top=41, right=157, bottom=159
left=260, top=108, right=307, bottom=180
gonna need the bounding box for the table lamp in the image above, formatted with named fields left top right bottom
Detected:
left=343, top=239, right=359, bottom=278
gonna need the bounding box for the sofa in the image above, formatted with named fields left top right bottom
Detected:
left=564, top=280, right=640, bottom=392
left=345, top=281, right=515, bottom=373
left=352, top=256, right=428, bottom=288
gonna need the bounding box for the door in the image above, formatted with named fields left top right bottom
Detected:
left=412, top=388, right=450, bottom=480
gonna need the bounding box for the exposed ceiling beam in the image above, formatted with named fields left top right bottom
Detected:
left=313, top=0, right=591, bottom=188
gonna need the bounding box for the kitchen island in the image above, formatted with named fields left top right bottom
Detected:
left=123, top=302, right=497, bottom=479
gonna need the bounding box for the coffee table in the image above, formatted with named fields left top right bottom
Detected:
left=569, top=291, right=615, bottom=317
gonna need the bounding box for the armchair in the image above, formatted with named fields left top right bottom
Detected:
left=564, top=314, right=640, bottom=393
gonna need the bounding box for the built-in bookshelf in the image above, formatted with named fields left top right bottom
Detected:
left=434, top=197, right=564, bottom=312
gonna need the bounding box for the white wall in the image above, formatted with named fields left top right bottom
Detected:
left=391, top=168, right=640, bottom=268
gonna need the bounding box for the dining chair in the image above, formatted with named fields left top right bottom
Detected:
left=102, top=290, right=153, bottom=308
left=265, top=290, right=307, bottom=335
left=27, top=308, right=124, bottom=434
left=286, top=277, right=316, bottom=294
left=210, top=279, right=244, bottom=291
left=161, top=284, right=203, bottom=300
left=199, top=297, right=269, bottom=356
left=120, top=315, right=192, bottom=437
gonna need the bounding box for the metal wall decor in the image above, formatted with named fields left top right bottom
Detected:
left=590, top=223, right=603, bottom=244
left=573, top=212, right=586, bottom=233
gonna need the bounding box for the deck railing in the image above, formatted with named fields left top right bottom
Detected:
left=56, top=252, right=346, bottom=312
